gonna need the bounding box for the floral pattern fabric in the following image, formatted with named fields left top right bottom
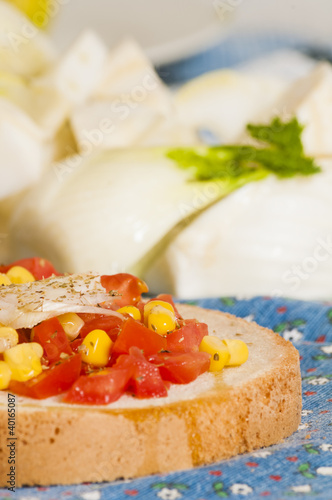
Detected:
left=1, top=296, right=332, bottom=500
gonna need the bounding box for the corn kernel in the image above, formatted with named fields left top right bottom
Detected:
left=222, top=339, right=249, bottom=366
left=144, top=300, right=174, bottom=325
left=81, top=329, right=112, bottom=367
left=0, top=361, right=12, bottom=390
left=29, top=342, right=44, bottom=358
left=57, top=312, right=84, bottom=340
left=0, top=327, right=19, bottom=353
left=6, top=266, right=35, bottom=284
left=199, top=335, right=230, bottom=372
left=147, top=305, right=176, bottom=336
left=4, top=343, right=43, bottom=382
left=0, top=273, right=11, bottom=286
left=117, top=305, right=141, bottom=321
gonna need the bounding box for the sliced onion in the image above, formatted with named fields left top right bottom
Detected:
left=0, top=273, right=123, bottom=329
left=145, top=159, right=332, bottom=300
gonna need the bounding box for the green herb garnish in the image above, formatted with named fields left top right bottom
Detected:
left=167, top=117, right=320, bottom=181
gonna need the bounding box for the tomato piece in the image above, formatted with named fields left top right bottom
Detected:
left=117, top=347, right=167, bottom=398
left=112, top=317, right=167, bottom=356
left=154, top=294, right=182, bottom=320
left=149, top=351, right=210, bottom=384
left=71, top=337, right=83, bottom=353
left=9, top=354, right=82, bottom=399
left=0, top=257, right=60, bottom=280
left=33, top=317, right=72, bottom=363
left=100, top=273, right=148, bottom=308
left=63, top=366, right=132, bottom=405
left=167, top=320, right=208, bottom=353
left=79, top=314, right=123, bottom=341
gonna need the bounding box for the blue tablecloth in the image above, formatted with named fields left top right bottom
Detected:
left=3, top=296, right=332, bottom=500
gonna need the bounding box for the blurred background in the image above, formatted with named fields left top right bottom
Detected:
left=50, top=0, right=332, bottom=81
left=8, top=0, right=332, bottom=80
left=2, top=0, right=332, bottom=300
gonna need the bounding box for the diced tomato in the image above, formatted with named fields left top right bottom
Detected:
left=63, top=366, right=132, bottom=405
left=154, top=294, right=182, bottom=320
left=0, top=257, right=60, bottom=280
left=149, top=351, right=210, bottom=384
left=70, top=337, right=83, bottom=353
left=79, top=314, right=123, bottom=341
left=112, top=317, right=167, bottom=356
left=117, top=347, right=167, bottom=398
left=100, top=273, right=148, bottom=308
left=33, top=317, right=72, bottom=363
left=9, top=353, right=82, bottom=399
left=167, top=320, right=208, bottom=353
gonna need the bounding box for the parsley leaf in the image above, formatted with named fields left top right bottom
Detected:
left=167, top=117, right=320, bottom=181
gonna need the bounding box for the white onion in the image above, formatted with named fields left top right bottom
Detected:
left=0, top=273, right=123, bottom=329
left=10, top=147, right=219, bottom=275
left=145, top=159, right=332, bottom=300
left=0, top=1, right=56, bottom=77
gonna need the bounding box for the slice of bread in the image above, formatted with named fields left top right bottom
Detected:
left=0, top=304, right=301, bottom=486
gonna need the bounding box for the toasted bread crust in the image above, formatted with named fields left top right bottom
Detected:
left=0, top=306, right=301, bottom=486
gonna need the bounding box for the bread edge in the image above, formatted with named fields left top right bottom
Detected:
left=0, top=306, right=302, bottom=486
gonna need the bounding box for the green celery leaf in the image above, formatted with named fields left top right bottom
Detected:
left=167, top=117, right=321, bottom=182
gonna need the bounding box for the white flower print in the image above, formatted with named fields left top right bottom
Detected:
left=291, top=484, right=312, bottom=493
left=251, top=450, right=272, bottom=458
left=80, top=492, right=101, bottom=500
left=320, top=443, right=332, bottom=452
left=243, top=314, right=254, bottom=323
left=321, top=345, right=332, bottom=354
left=18, top=497, right=40, bottom=500
left=301, top=410, right=313, bottom=417
left=317, top=466, right=332, bottom=476
left=229, top=483, right=253, bottom=495
left=283, top=328, right=303, bottom=342
left=298, top=423, right=310, bottom=430
left=157, top=488, right=183, bottom=500
left=307, top=376, right=329, bottom=386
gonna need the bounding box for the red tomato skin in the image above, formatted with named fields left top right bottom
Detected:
left=9, top=354, right=82, bottom=399
left=71, top=338, right=83, bottom=353
left=149, top=352, right=210, bottom=384
left=154, top=294, right=182, bottom=320
left=63, top=367, right=131, bottom=405
left=33, top=317, right=73, bottom=363
left=100, top=273, right=148, bottom=308
left=167, top=320, right=208, bottom=353
left=0, top=257, right=60, bottom=280
left=123, top=347, right=167, bottom=398
left=112, top=317, right=167, bottom=356
left=79, top=314, right=123, bottom=341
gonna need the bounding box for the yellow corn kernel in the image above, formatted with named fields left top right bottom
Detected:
left=57, top=312, right=84, bottom=341
left=4, top=343, right=42, bottom=382
left=81, top=329, right=112, bottom=367
left=6, top=266, right=35, bottom=284
left=147, top=305, right=176, bottom=336
left=144, top=300, right=174, bottom=325
left=117, top=305, right=141, bottom=321
left=0, top=361, right=12, bottom=390
left=0, top=327, right=19, bottom=353
left=0, top=273, right=11, bottom=286
left=199, top=335, right=230, bottom=372
left=29, top=342, right=44, bottom=358
left=222, top=339, right=249, bottom=366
